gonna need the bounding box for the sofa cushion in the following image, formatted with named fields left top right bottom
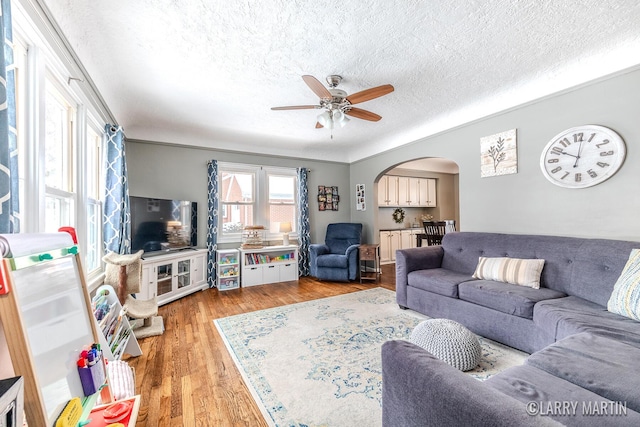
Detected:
left=472, top=256, right=545, bottom=288
left=534, top=296, right=640, bottom=347
left=407, top=268, right=473, bottom=298
left=486, top=364, right=640, bottom=426
left=607, top=248, right=640, bottom=321
left=526, top=332, right=640, bottom=413
left=440, top=232, right=640, bottom=306
left=458, top=281, right=566, bottom=319
left=315, top=254, right=347, bottom=269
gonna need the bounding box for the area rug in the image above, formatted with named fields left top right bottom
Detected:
left=214, top=288, right=527, bottom=427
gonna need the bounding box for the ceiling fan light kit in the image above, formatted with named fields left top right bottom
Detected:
left=272, top=74, right=394, bottom=138
left=317, top=109, right=349, bottom=129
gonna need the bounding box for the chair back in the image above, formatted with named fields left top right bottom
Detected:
left=325, top=223, right=363, bottom=254
left=422, top=221, right=448, bottom=246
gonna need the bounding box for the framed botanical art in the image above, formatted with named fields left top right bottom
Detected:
left=480, top=129, right=518, bottom=177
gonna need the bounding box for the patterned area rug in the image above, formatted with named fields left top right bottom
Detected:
left=214, top=288, right=527, bottom=427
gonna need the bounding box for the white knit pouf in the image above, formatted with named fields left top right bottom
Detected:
left=410, top=319, right=481, bottom=371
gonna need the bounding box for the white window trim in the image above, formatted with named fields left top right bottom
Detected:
left=218, top=162, right=298, bottom=244
left=13, top=1, right=112, bottom=287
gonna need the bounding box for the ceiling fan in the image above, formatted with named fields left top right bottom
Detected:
left=271, top=75, right=394, bottom=135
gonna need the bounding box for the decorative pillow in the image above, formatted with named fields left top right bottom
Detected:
left=607, top=249, right=640, bottom=321
left=472, top=257, right=545, bottom=289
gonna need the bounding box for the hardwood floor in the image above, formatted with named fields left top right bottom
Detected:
left=128, top=265, right=396, bottom=426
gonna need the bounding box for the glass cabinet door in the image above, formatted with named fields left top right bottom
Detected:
left=156, top=263, right=173, bottom=296
left=177, top=259, right=191, bottom=289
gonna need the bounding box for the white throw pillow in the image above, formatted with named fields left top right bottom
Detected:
left=607, top=249, right=640, bottom=321
left=472, top=257, right=545, bottom=289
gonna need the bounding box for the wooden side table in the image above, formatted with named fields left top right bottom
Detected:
left=359, top=244, right=380, bottom=283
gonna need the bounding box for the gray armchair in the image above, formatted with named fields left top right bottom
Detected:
left=310, top=223, right=363, bottom=281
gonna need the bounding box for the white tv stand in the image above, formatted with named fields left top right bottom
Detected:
left=138, top=248, right=208, bottom=305
left=239, top=245, right=299, bottom=287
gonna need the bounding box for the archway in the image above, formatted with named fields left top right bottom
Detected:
left=374, top=157, right=459, bottom=263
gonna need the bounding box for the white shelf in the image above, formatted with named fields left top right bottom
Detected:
left=217, top=249, right=240, bottom=291
left=239, top=245, right=299, bottom=287
left=93, top=284, right=142, bottom=360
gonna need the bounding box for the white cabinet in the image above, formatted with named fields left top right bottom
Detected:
left=380, top=228, right=424, bottom=263
left=139, top=249, right=208, bottom=306
left=378, top=175, right=399, bottom=206
left=240, top=245, right=299, bottom=287
left=379, top=231, right=401, bottom=263
left=217, top=249, right=239, bottom=291
left=379, top=175, right=437, bottom=207
left=193, top=251, right=207, bottom=285
left=401, top=229, right=419, bottom=249
left=417, top=178, right=437, bottom=207
left=397, top=176, right=410, bottom=206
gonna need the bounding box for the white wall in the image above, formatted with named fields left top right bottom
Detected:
left=350, top=67, right=640, bottom=244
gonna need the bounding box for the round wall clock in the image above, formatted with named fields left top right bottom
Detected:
left=539, top=125, right=626, bottom=188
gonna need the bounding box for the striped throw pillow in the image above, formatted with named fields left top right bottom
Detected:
left=472, top=257, right=545, bottom=289
left=607, top=249, right=640, bottom=321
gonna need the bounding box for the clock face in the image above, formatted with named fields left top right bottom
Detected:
left=540, top=125, right=626, bottom=188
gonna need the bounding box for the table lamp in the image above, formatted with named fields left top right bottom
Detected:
left=279, top=222, right=292, bottom=246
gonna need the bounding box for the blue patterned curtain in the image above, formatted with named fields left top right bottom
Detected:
left=297, top=167, right=310, bottom=276
left=0, top=0, right=19, bottom=233
left=103, top=125, right=131, bottom=254
left=207, top=160, right=219, bottom=287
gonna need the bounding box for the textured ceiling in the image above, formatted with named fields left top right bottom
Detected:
left=42, top=0, right=640, bottom=163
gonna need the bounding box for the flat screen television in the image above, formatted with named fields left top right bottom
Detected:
left=130, top=196, right=197, bottom=256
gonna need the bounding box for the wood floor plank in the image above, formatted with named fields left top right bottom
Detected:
left=129, top=265, right=395, bottom=426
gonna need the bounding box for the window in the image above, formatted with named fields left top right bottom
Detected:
left=11, top=7, right=112, bottom=287
left=85, top=123, right=103, bottom=273
left=44, top=81, right=76, bottom=232
left=268, top=174, right=296, bottom=232
left=219, top=164, right=297, bottom=242
left=14, top=39, right=27, bottom=230
left=220, top=169, right=255, bottom=233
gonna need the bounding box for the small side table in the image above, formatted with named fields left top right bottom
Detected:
left=359, top=244, right=380, bottom=283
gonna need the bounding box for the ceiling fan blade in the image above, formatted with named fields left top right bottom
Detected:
left=315, top=122, right=323, bottom=128
left=271, top=105, right=319, bottom=110
left=345, top=107, right=382, bottom=122
left=346, top=84, right=394, bottom=105
left=302, top=75, right=332, bottom=100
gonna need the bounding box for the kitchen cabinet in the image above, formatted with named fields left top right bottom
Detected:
left=417, top=178, right=437, bottom=207
left=380, top=228, right=424, bottom=263
left=378, top=175, right=399, bottom=206
left=378, top=175, right=437, bottom=207
left=379, top=230, right=401, bottom=263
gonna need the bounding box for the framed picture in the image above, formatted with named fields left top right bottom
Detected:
left=356, top=184, right=366, bottom=211
left=480, top=129, right=518, bottom=177
left=318, top=185, right=339, bottom=210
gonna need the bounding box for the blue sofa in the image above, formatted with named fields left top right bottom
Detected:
left=383, top=232, right=640, bottom=426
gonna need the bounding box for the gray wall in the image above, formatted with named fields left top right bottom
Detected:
left=350, top=67, right=640, bottom=244
left=126, top=142, right=351, bottom=248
